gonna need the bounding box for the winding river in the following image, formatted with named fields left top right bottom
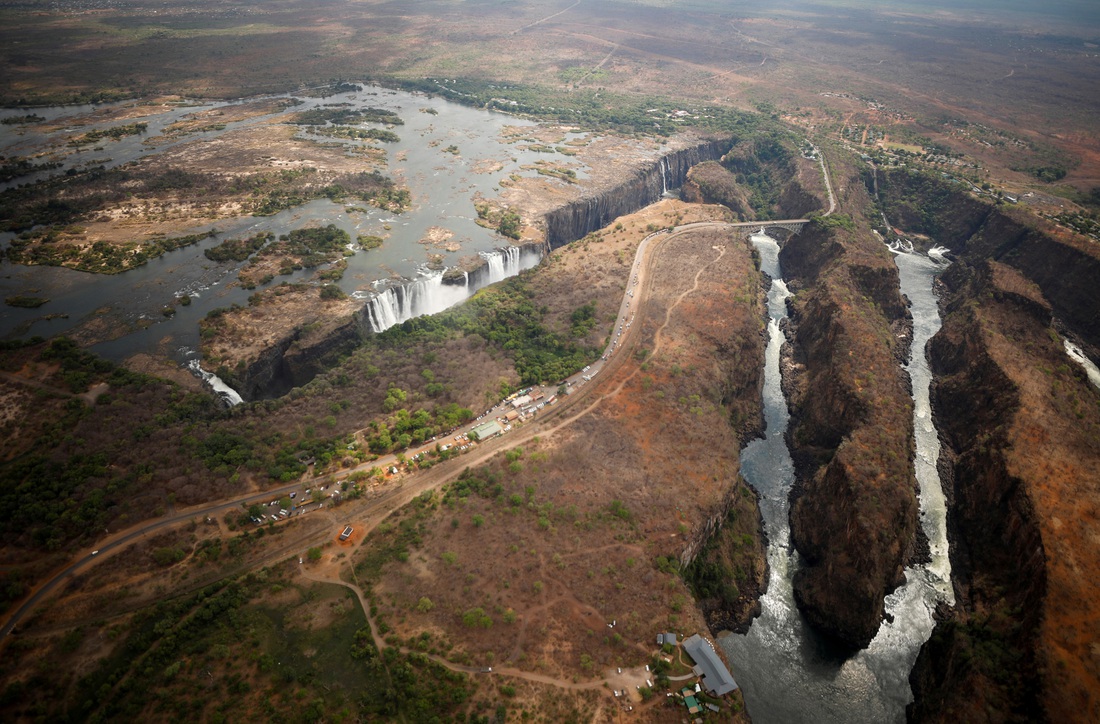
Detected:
left=720, top=234, right=953, bottom=723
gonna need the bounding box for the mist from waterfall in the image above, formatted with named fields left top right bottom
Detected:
left=362, top=246, right=540, bottom=333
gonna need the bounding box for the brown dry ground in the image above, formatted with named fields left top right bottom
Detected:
left=977, top=271, right=1100, bottom=721
left=0, top=200, right=762, bottom=722
left=3, top=1, right=1096, bottom=195
left=353, top=216, right=763, bottom=720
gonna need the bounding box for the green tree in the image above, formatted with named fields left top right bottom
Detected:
left=462, top=607, right=493, bottom=628
left=319, top=284, right=346, bottom=300
left=497, top=210, right=522, bottom=239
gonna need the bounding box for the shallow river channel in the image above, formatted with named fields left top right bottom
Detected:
left=720, top=234, right=954, bottom=723
left=0, top=84, right=577, bottom=364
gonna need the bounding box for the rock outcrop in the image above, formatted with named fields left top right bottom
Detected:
left=542, top=138, right=730, bottom=248
left=681, top=161, right=755, bottom=219
left=222, top=315, right=361, bottom=401
left=877, top=170, right=1100, bottom=722
left=779, top=169, right=917, bottom=649
left=683, top=132, right=827, bottom=221
left=199, top=284, right=364, bottom=401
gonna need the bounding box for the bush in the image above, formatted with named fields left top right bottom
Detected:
left=497, top=210, right=522, bottom=239
left=461, top=607, right=492, bottom=628
left=152, top=547, right=185, bottom=566
left=320, top=284, right=346, bottom=301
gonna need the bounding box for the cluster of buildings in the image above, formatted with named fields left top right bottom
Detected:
left=652, top=631, right=738, bottom=717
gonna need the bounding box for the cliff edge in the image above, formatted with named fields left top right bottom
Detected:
left=779, top=157, right=917, bottom=649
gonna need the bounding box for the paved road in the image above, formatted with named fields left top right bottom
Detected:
left=0, top=205, right=825, bottom=645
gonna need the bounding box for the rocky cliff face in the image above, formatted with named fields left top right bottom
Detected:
left=225, top=316, right=362, bottom=401
left=779, top=178, right=918, bottom=649
left=878, top=168, right=1100, bottom=356
left=682, top=132, right=826, bottom=222
left=681, top=160, right=755, bottom=219
left=908, top=261, right=1051, bottom=722
left=542, top=139, right=730, bottom=248
left=875, top=168, right=1100, bottom=721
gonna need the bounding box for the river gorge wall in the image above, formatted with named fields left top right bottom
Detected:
left=220, top=139, right=736, bottom=401
left=876, top=168, right=1100, bottom=357
left=542, top=138, right=730, bottom=248
left=213, top=245, right=542, bottom=401
left=907, top=260, right=1048, bottom=722
left=875, top=170, right=1100, bottom=722
left=778, top=170, right=918, bottom=649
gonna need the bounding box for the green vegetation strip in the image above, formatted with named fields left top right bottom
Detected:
left=395, top=77, right=761, bottom=137
left=375, top=272, right=600, bottom=386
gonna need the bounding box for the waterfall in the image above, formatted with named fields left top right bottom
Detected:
left=543, top=138, right=729, bottom=248
left=1065, top=340, right=1100, bottom=390
left=363, top=245, right=541, bottom=333
left=363, top=275, right=471, bottom=333
left=187, top=359, right=244, bottom=406
left=481, top=245, right=523, bottom=284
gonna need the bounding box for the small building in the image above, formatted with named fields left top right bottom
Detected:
left=504, top=410, right=519, bottom=422
left=682, top=634, right=738, bottom=696
left=658, top=632, right=677, bottom=646
left=511, top=394, right=532, bottom=409
left=471, top=419, right=504, bottom=440
left=339, top=525, right=353, bottom=541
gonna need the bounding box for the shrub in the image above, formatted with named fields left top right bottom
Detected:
left=461, top=607, right=492, bottom=628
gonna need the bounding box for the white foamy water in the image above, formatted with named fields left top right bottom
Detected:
left=362, top=246, right=540, bottom=332
left=1065, top=340, right=1100, bottom=390
left=187, top=359, right=243, bottom=406
left=719, top=236, right=954, bottom=724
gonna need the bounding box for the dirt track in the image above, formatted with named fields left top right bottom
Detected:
left=0, top=209, right=781, bottom=652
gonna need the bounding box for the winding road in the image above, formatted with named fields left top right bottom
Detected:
left=0, top=153, right=835, bottom=655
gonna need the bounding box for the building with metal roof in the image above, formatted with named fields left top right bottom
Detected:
left=471, top=419, right=504, bottom=440
left=682, top=634, right=738, bottom=696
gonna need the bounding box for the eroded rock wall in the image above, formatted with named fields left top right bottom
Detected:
left=543, top=139, right=730, bottom=248
left=225, top=317, right=362, bottom=401
left=779, top=174, right=917, bottom=649
left=908, top=261, right=1051, bottom=722
left=878, top=168, right=1100, bottom=355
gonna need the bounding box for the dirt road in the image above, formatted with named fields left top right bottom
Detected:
left=0, top=210, right=815, bottom=647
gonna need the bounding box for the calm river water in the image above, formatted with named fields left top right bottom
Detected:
left=0, top=84, right=580, bottom=363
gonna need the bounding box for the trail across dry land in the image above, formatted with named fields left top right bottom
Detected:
left=0, top=168, right=828, bottom=644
